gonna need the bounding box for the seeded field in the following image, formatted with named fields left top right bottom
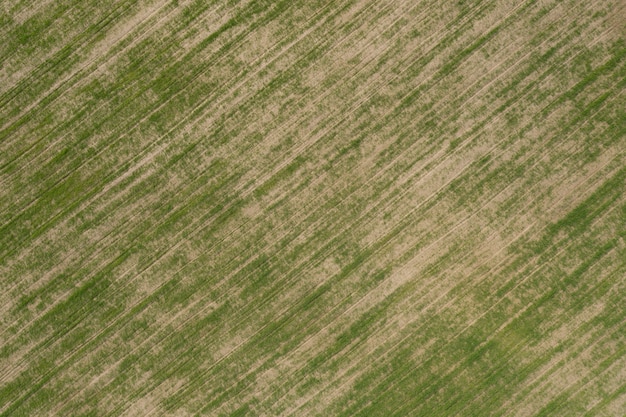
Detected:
left=1, top=0, right=625, bottom=415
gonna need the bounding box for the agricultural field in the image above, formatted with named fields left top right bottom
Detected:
left=1, top=0, right=625, bottom=415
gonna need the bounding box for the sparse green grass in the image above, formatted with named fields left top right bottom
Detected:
left=1, top=0, right=625, bottom=416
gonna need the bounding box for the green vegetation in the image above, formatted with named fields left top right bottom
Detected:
left=1, top=0, right=624, bottom=415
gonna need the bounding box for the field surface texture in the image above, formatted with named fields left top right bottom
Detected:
left=1, top=0, right=625, bottom=415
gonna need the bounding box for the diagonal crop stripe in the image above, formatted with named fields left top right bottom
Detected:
left=1, top=0, right=624, bottom=416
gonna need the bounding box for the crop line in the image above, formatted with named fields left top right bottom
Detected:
left=0, top=0, right=494, bottom=252
left=0, top=0, right=243, bottom=183
left=280, top=219, right=537, bottom=416
left=158, top=64, right=579, bottom=411
left=0, top=0, right=623, bottom=409
left=454, top=268, right=626, bottom=417
left=442, top=91, right=626, bottom=331
left=0, top=0, right=223, bottom=126
left=280, top=119, right=624, bottom=416
left=0, top=0, right=142, bottom=118
left=0, top=0, right=136, bottom=102
left=0, top=0, right=169, bottom=130
left=44, top=293, right=210, bottom=417
left=1, top=0, right=438, bottom=330
left=450, top=165, right=624, bottom=343
left=1, top=0, right=620, bottom=412
left=0, top=8, right=336, bottom=296
left=0, top=0, right=126, bottom=69
left=231, top=154, right=550, bottom=415
left=0, top=0, right=390, bottom=406
left=502, top=316, right=626, bottom=415
left=445, top=161, right=622, bottom=347
left=186, top=0, right=544, bottom=250
left=0, top=0, right=376, bottom=332
left=359, top=234, right=616, bottom=417
left=579, top=358, right=626, bottom=416
left=1, top=1, right=608, bottom=378
left=136, top=95, right=524, bottom=410
left=351, top=196, right=623, bottom=417
left=281, top=218, right=547, bottom=415
left=107, top=78, right=520, bottom=412
left=70, top=8, right=626, bottom=416
left=499, top=250, right=626, bottom=407
left=450, top=313, right=626, bottom=417
left=2, top=0, right=56, bottom=30
left=7, top=0, right=596, bottom=392
left=235, top=151, right=599, bottom=414
left=1, top=0, right=478, bottom=220
left=0, top=0, right=352, bottom=238
left=0, top=0, right=263, bottom=166
left=34, top=29, right=626, bottom=417
left=0, top=0, right=400, bottom=344
left=0, top=0, right=265, bottom=187
left=0, top=0, right=197, bottom=167
left=249, top=119, right=609, bottom=413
